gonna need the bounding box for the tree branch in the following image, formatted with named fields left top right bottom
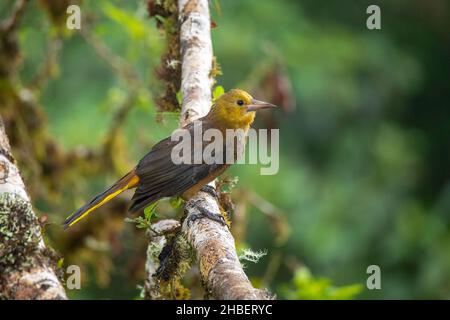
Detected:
left=176, top=0, right=271, bottom=300
left=0, top=0, right=28, bottom=33
left=178, top=0, right=214, bottom=126
left=0, top=117, right=67, bottom=300
left=143, top=0, right=271, bottom=300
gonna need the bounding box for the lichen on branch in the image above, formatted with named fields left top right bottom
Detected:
left=0, top=118, right=67, bottom=300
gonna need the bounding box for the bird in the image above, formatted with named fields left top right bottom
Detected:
left=63, top=89, right=276, bottom=229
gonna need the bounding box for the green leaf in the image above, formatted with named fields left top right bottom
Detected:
left=213, top=85, right=225, bottom=101
left=102, top=2, right=147, bottom=40
left=144, top=202, right=158, bottom=221
left=176, top=91, right=183, bottom=105
left=169, top=197, right=184, bottom=209
left=154, top=15, right=166, bottom=25
left=124, top=202, right=158, bottom=229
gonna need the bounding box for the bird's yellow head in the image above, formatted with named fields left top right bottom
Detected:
left=209, top=89, right=276, bottom=129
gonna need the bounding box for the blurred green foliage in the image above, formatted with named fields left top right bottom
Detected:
left=281, top=266, right=362, bottom=300
left=1, top=0, right=449, bottom=299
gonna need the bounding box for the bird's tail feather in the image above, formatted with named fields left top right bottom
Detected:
left=63, top=169, right=139, bottom=229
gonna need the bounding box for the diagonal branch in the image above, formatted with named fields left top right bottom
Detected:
left=0, top=0, right=28, bottom=33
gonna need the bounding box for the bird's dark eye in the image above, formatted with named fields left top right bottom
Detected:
left=237, top=99, right=244, bottom=106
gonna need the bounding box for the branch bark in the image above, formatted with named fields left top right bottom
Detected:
left=0, top=117, right=67, bottom=300
left=176, top=0, right=271, bottom=300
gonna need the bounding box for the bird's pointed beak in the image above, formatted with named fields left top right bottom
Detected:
left=246, top=99, right=277, bottom=112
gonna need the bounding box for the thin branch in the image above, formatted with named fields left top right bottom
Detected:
left=80, top=27, right=140, bottom=87
left=247, top=190, right=290, bottom=245
left=28, top=34, right=62, bottom=91
left=0, top=117, right=67, bottom=300
left=80, top=26, right=142, bottom=170
left=0, top=0, right=28, bottom=33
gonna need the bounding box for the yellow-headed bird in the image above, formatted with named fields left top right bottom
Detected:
left=63, top=89, right=276, bottom=229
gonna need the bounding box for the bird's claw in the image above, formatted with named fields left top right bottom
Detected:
left=200, top=185, right=219, bottom=199
left=187, top=201, right=226, bottom=226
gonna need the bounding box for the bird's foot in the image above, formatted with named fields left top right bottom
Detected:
left=187, top=200, right=226, bottom=226
left=200, top=185, right=219, bottom=199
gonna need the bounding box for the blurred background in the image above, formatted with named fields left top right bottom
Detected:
left=1, top=0, right=449, bottom=299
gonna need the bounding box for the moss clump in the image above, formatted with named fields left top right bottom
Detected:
left=156, top=232, right=192, bottom=281
left=147, top=0, right=181, bottom=114
left=0, top=193, right=61, bottom=292
left=147, top=231, right=193, bottom=299
left=0, top=193, right=40, bottom=269
left=210, top=56, right=222, bottom=80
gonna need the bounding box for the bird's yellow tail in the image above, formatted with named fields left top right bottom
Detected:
left=63, top=170, right=139, bottom=229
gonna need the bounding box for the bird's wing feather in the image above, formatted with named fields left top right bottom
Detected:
left=130, top=121, right=225, bottom=212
